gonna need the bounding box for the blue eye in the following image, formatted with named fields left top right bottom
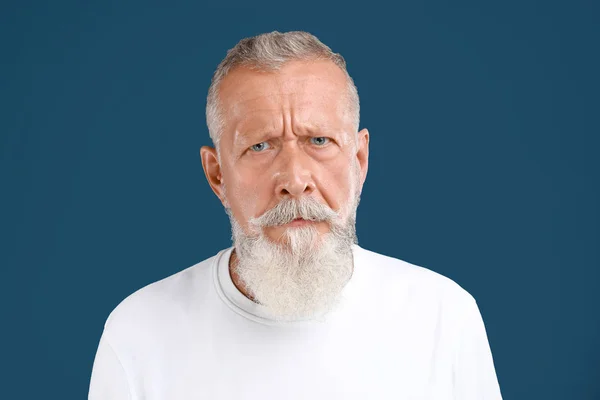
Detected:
left=310, top=137, right=330, bottom=146
left=250, top=142, right=271, bottom=152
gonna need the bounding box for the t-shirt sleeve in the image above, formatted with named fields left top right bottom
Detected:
left=453, top=297, right=503, bottom=400
left=88, top=331, right=132, bottom=400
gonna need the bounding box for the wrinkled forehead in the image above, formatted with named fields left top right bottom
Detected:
left=218, top=61, right=352, bottom=134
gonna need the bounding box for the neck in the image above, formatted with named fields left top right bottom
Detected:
left=228, top=248, right=259, bottom=303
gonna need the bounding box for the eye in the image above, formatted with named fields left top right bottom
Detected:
left=249, top=142, right=271, bottom=152
left=310, top=137, right=331, bottom=146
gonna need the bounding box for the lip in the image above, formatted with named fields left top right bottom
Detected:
left=284, top=218, right=314, bottom=227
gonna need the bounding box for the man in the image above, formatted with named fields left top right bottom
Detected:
left=88, top=31, right=503, bottom=399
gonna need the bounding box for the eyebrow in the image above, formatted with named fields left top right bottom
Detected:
left=234, top=129, right=274, bottom=145
left=234, top=121, right=341, bottom=146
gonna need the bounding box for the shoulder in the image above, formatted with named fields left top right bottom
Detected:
left=101, top=249, right=225, bottom=339
left=354, top=245, right=476, bottom=307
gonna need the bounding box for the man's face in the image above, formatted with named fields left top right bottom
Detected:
left=203, top=59, right=369, bottom=243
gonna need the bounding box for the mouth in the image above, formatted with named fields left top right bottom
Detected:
left=284, top=218, right=314, bottom=227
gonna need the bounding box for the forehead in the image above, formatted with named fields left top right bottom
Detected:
left=217, top=60, right=351, bottom=134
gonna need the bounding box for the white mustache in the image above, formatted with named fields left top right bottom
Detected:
left=249, top=197, right=340, bottom=228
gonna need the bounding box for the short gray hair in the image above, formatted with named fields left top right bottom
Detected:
left=205, top=30, right=360, bottom=154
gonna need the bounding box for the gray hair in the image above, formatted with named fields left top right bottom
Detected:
left=205, top=30, right=360, bottom=156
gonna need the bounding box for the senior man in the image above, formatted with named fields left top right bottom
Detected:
left=88, top=31, right=503, bottom=399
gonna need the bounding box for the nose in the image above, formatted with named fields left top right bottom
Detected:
left=274, top=146, right=316, bottom=199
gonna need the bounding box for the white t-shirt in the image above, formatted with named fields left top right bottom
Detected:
left=88, top=244, right=503, bottom=399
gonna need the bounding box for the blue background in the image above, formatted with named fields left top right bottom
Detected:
left=1, top=1, right=598, bottom=398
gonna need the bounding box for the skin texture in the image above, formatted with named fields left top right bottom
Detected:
left=200, top=59, right=369, bottom=302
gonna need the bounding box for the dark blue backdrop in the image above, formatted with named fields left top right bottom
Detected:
left=1, top=1, right=598, bottom=399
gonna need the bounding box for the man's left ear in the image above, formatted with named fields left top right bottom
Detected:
left=356, top=128, right=369, bottom=185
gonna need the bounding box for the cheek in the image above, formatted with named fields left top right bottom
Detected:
left=225, top=172, right=269, bottom=220
left=321, top=162, right=355, bottom=206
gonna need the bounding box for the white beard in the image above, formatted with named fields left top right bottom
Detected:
left=225, top=180, right=361, bottom=321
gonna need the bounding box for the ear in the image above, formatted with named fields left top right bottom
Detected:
left=355, top=128, right=369, bottom=186
left=200, top=146, right=228, bottom=207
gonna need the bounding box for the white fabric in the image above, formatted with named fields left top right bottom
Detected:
left=88, top=244, right=502, bottom=399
